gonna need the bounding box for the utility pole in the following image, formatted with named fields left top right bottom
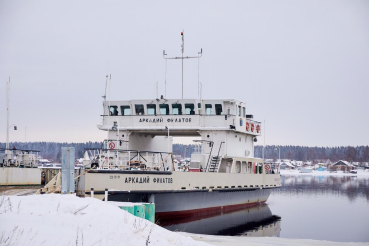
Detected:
left=6, top=77, right=10, bottom=152
left=163, top=31, right=202, bottom=99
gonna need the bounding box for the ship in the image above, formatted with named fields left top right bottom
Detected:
left=76, top=96, right=281, bottom=217
left=75, top=33, right=281, bottom=218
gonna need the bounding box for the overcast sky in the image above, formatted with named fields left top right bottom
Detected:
left=0, top=0, right=368, bottom=146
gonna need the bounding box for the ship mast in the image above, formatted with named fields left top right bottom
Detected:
left=163, top=31, right=202, bottom=99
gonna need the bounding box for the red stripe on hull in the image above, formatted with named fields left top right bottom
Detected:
left=156, top=200, right=266, bottom=220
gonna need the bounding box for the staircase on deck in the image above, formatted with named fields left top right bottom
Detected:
left=208, top=156, right=221, bottom=172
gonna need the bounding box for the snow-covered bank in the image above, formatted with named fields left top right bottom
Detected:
left=182, top=233, right=368, bottom=246
left=0, top=194, right=208, bottom=246
left=280, top=170, right=369, bottom=176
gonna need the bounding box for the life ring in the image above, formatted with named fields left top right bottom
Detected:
left=251, top=123, right=255, bottom=132
left=256, top=125, right=260, bottom=133
left=246, top=122, right=250, bottom=131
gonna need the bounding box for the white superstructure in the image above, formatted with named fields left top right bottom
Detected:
left=95, top=98, right=263, bottom=173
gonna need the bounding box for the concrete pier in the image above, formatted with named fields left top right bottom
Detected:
left=0, top=167, right=41, bottom=185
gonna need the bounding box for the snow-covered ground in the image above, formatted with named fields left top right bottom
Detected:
left=181, top=233, right=369, bottom=246
left=0, top=194, right=208, bottom=246
left=0, top=194, right=367, bottom=246
left=280, top=169, right=369, bottom=176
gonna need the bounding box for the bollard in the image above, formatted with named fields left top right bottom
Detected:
left=91, top=188, right=94, bottom=198
left=105, top=188, right=108, bottom=201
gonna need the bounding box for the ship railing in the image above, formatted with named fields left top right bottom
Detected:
left=84, top=148, right=174, bottom=171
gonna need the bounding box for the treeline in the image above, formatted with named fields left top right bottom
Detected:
left=1, top=142, right=368, bottom=163
left=254, top=145, right=369, bottom=162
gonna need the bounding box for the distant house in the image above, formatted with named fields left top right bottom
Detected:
left=303, top=161, right=313, bottom=166
left=291, top=160, right=303, bottom=167
left=361, top=162, right=369, bottom=168
left=352, top=162, right=360, bottom=167
left=331, top=160, right=354, bottom=172
left=279, top=162, right=295, bottom=170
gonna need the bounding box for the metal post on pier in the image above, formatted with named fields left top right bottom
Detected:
left=91, top=188, right=94, bottom=198
left=61, top=147, right=75, bottom=194
left=105, top=188, right=108, bottom=201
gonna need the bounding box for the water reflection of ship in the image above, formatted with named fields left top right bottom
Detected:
left=159, top=204, right=281, bottom=237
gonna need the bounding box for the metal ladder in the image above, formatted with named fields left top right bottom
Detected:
left=208, top=156, right=221, bottom=172
left=207, top=142, right=224, bottom=173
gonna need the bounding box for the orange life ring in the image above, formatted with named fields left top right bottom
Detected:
left=251, top=123, right=255, bottom=132
left=256, top=125, right=260, bottom=133
left=246, top=122, right=250, bottom=131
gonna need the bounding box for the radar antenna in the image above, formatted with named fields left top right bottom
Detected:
left=163, top=31, right=202, bottom=99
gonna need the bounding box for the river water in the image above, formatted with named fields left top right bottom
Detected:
left=162, top=175, right=369, bottom=243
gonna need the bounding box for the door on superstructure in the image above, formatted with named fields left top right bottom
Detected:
left=202, top=132, right=213, bottom=155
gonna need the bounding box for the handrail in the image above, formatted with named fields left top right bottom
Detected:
left=215, top=142, right=224, bottom=168
left=205, top=142, right=214, bottom=172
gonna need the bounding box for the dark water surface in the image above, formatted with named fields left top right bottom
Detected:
left=162, top=175, right=369, bottom=242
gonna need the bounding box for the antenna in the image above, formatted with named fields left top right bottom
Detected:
left=163, top=50, right=168, bottom=98
left=102, top=75, right=108, bottom=115
left=156, top=81, right=158, bottom=99
left=263, top=120, right=265, bottom=164
left=163, top=31, right=202, bottom=99
left=107, top=74, right=111, bottom=151
left=198, top=48, right=202, bottom=100
left=200, top=82, right=202, bottom=104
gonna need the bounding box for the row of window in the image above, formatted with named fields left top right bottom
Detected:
left=235, top=162, right=263, bottom=174
left=109, top=103, right=225, bottom=116
left=238, top=106, right=246, bottom=117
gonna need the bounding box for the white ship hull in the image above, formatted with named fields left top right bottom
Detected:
left=77, top=170, right=281, bottom=217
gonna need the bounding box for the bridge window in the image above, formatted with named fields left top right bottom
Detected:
left=215, top=104, right=222, bottom=115
left=109, top=106, right=118, bottom=116
left=238, top=106, right=241, bottom=116
left=120, top=106, right=130, bottom=116
left=243, top=107, right=245, bottom=117
left=135, top=104, right=144, bottom=115
left=259, top=163, right=263, bottom=174
left=205, top=104, right=212, bottom=115
left=172, top=104, right=182, bottom=115
left=185, top=104, right=195, bottom=115
left=160, top=104, right=169, bottom=115
left=147, top=104, right=156, bottom=115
